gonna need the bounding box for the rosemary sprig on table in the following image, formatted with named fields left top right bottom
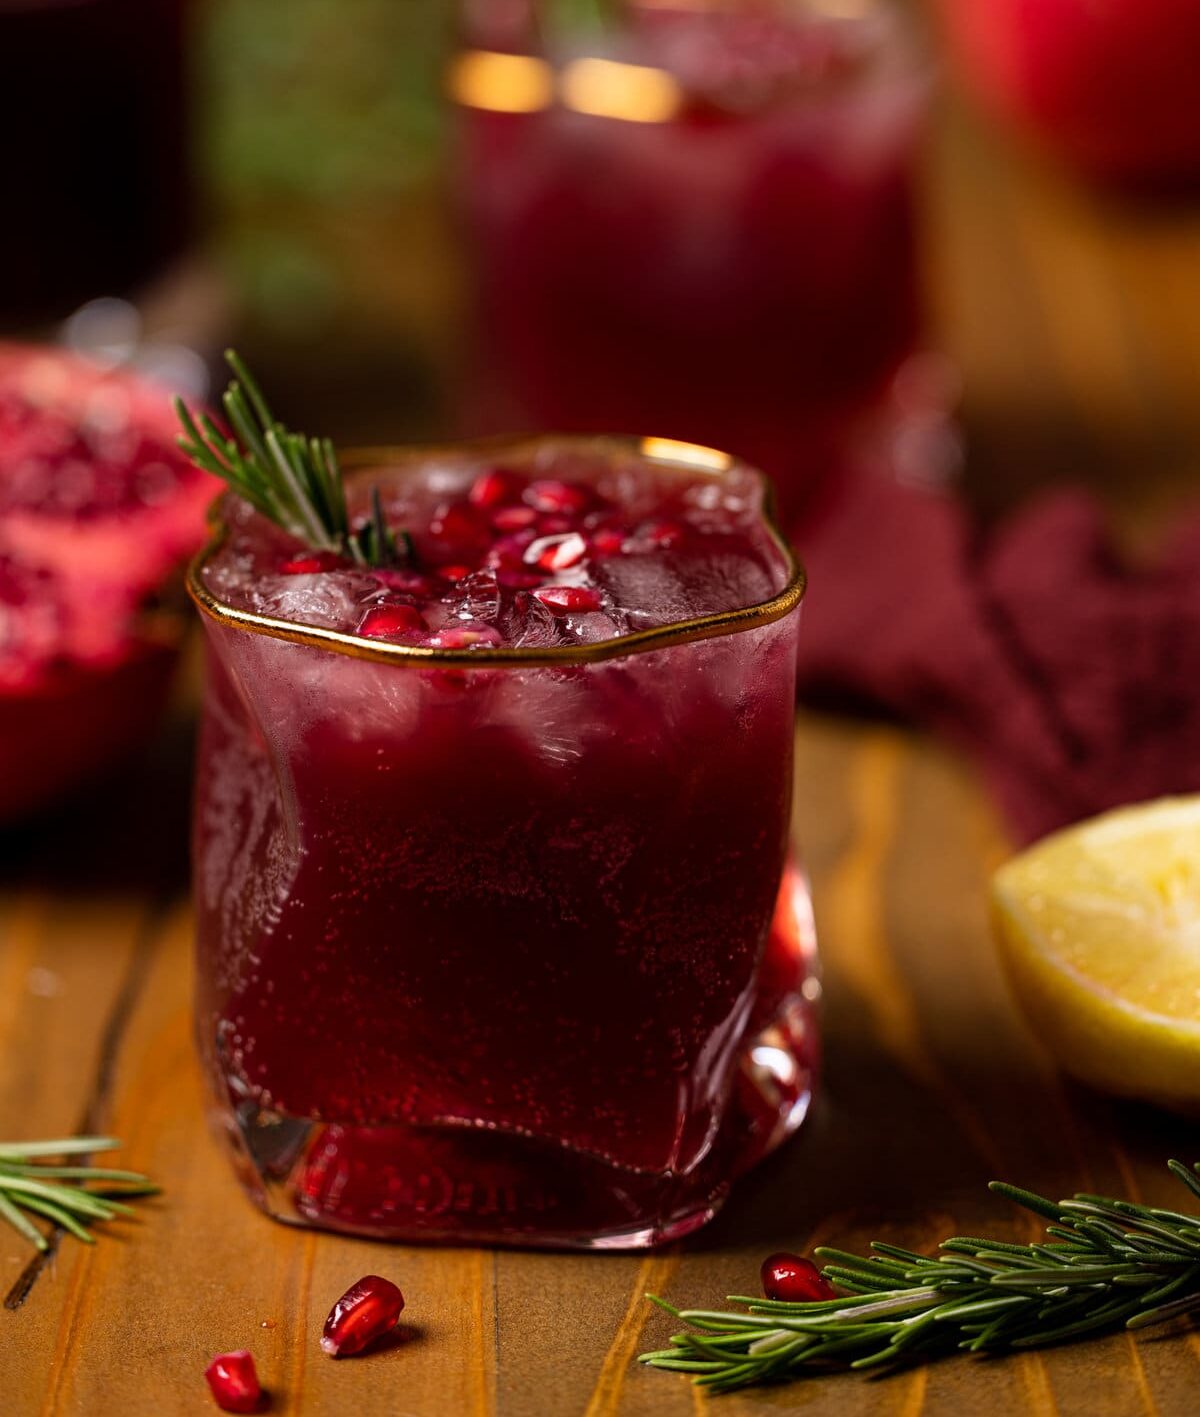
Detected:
left=641, top=1160, right=1200, bottom=1393
left=175, top=350, right=410, bottom=570
left=0, top=1138, right=158, bottom=1252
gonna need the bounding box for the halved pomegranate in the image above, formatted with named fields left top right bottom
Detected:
left=0, top=344, right=216, bottom=821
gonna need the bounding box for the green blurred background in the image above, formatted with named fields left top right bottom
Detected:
left=200, top=0, right=459, bottom=442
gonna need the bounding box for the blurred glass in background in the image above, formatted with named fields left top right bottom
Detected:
left=1, top=0, right=1199, bottom=490
left=452, top=0, right=932, bottom=531
left=0, top=0, right=192, bottom=322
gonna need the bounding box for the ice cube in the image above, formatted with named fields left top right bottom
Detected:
left=595, top=539, right=776, bottom=627
left=568, top=610, right=628, bottom=644
left=507, top=593, right=562, bottom=649
left=456, top=567, right=502, bottom=623
left=251, top=572, right=371, bottom=631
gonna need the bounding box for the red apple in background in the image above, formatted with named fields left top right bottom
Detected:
left=0, top=345, right=216, bottom=822
left=934, top=0, right=1200, bottom=188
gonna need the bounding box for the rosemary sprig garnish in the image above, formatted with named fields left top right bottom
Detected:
left=641, top=1160, right=1200, bottom=1392
left=175, top=350, right=410, bottom=570
left=0, top=1137, right=158, bottom=1252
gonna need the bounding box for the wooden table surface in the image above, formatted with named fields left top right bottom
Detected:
left=5, top=67, right=1200, bottom=1417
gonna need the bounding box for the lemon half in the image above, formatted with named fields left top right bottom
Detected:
left=991, top=796, right=1200, bottom=1113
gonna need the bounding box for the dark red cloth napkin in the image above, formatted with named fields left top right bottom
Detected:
left=794, top=467, right=1200, bottom=843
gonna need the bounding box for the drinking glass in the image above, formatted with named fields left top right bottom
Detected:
left=451, top=0, right=930, bottom=530
left=0, top=0, right=192, bottom=320
left=190, top=434, right=818, bottom=1248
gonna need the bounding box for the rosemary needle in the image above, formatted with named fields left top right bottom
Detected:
left=175, top=350, right=409, bottom=570
left=0, top=1138, right=158, bottom=1253
left=641, top=1160, right=1200, bottom=1393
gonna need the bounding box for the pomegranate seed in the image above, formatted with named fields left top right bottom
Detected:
left=468, top=467, right=520, bottom=509
left=525, top=531, right=587, bottom=572
left=591, top=527, right=626, bottom=557
left=761, top=1252, right=836, bottom=1303
left=524, top=479, right=589, bottom=515
left=204, top=1351, right=262, bottom=1413
left=429, top=502, right=489, bottom=555
left=533, top=585, right=603, bottom=615
left=373, top=568, right=435, bottom=596
left=321, top=1275, right=406, bottom=1357
left=425, top=623, right=503, bottom=649
left=485, top=530, right=537, bottom=571
left=280, top=552, right=343, bottom=574
left=437, top=563, right=473, bottom=583
left=635, top=519, right=685, bottom=550
left=491, top=504, right=538, bottom=532
left=536, top=513, right=574, bottom=536
left=356, top=604, right=426, bottom=640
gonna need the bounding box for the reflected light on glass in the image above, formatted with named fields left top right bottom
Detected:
left=448, top=50, right=554, bottom=113
left=641, top=437, right=732, bottom=472
left=560, top=58, right=683, bottom=124
left=751, top=1044, right=800, bottom=1088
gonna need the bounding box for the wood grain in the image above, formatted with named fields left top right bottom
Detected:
left=4, top=53, right=1200, bottom=1417
left=3, top=717, right=1198, bottom=1415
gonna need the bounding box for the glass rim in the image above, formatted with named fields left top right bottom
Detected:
left=186, top=433, right=807, bottom=669
left=448, top=1, right=927, bottom=125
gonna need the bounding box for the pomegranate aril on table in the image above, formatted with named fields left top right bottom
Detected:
left=321, top=1275, right=406, bottom=1358
left=204, top=1351, right=263, bottom=1413
left=182, top=359, right=815, bottom=1249
left=761, top=1251, right=837, bottom=1303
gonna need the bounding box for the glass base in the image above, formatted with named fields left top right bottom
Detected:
left=207, top=870, right=820, bottom=1250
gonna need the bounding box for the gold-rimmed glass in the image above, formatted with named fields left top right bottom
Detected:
left=190, top=434, right=817, bottom=1249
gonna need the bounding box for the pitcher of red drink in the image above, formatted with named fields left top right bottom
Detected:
left=190, top=434, right=817, bottom=1248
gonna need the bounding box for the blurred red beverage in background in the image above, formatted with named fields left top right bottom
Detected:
left=453, top=1, right=930, bottom=530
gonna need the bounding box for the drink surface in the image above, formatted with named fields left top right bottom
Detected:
left=194, top=440, right=815, bottom=1248
left=200, top=444, right=790, bottom=647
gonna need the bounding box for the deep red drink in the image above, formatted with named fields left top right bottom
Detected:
left=192, top=435, right=816, bottom=1247
left=452, top=1, right=928, bottom=528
